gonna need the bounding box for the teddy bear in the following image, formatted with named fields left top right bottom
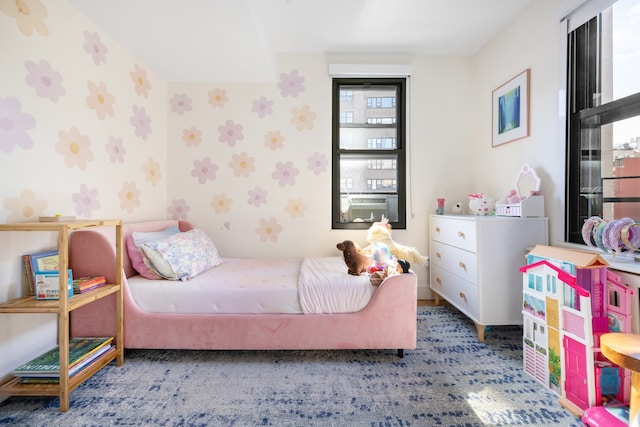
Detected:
left=336, top=240, right=372, bottom=276
left=363, top=215, right=428, bottom=266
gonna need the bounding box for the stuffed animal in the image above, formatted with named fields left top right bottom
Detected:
left=336, top=240, right=372, bottom=276
left=364, top=215, right=429, bottom=266
left=370, top=259, right=411, bottom=286
left=368, top=242, right=396, bottom=274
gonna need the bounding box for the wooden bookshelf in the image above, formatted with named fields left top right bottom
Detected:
left=0, top=219, right=124, bottom=412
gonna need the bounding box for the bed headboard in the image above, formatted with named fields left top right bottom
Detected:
left=69, top=219, right=193, bottom=280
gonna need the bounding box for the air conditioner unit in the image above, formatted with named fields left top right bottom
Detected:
left=349, top=198, right=388, bottom=222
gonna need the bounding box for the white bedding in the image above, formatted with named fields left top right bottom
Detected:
left=298, top=257, right=376, bottom=314
left=127, top=256, right=376, bottom=314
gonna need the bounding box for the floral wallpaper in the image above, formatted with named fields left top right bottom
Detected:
left=1, top=0, right=433, bottom=263
left=1, top=0, right=167, bottom=225
left=164, top=59, right=333, bottom=256
left=0, top=0, right=334, bottom=257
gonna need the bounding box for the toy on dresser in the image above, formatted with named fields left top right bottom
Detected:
left=495, top=163, right=545, bottom=218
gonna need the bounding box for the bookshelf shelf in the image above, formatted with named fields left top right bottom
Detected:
left=0, top=219, right=124, bottom=412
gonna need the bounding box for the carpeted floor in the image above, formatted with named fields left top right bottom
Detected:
left=0, top=305, right=582, bottom=426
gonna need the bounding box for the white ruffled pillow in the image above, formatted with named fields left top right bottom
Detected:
left=141, top=228, right=223, bottom=280
left=127, top=226, right=180, bottom=279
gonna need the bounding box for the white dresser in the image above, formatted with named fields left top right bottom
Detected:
left=429, top=214, right=548, bottom=341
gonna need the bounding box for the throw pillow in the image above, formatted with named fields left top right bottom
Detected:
left=127, top=225, right=180, bottom=279
left=141, top=228, right=223, bottom=281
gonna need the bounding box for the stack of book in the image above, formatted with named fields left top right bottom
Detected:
left=13, top=337, right=114, bottom=383
left=23, top=251, right=107, bottom=298
left=73, top=276, right=107, bottom=294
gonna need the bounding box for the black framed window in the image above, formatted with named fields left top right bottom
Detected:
left=565, top=0, right=640, bottom=244
left=332, top=78, right=406, bottom=229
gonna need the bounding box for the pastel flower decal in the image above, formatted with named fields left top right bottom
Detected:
left=272, top=161, right=299, bottom=187
left=208, top=88, right=228, bottom=108
left=72, top=184, right=100, bottom=218
left=168, top=199, right=191, bottom=220
left=86, top=81, right=115, bottom=119
left=217, top=119, right=244, bottom=147
left=170, top=93, right=192, bottom=115
left=191, top=157, right=218, bottom=184
left=277, top=69, right=305, bottom=98
left=130, top=105, right=152, bottom=140
left=290, top=105, right=316, bottom=131
left=247, top=186, right=268, bottom=208
left=24, top=59, right=65, bottom=102
left=229, top=151, right=255, bottom=177
left=0, top=97, right=36, bottom=152
left=285, top=198, right=306, bottom=218
left=119, top=181, right=140, bottom=214
left=251, top=96, right=273, bottom=118
left=263, top=130, right=284, bottom=151
left=130, top=64, right=151, bottom=98
left=55, top=127, right=94, bottom=169
left=211, top=193, right=233, bottom=214
left=0, top=0, right=48, bottom=36
left=105, top=135, right=126, bottom=163
left=83, top=31, right=108, bottom=65
left=307, top=152, right=328, bottom=175
left=255, top=217, right=283, bottom=243
left=3, top=189, right=47, bottom=223
left=182, top=126, right=202, bottom=147
left=144, top=157, right=161, bottom=187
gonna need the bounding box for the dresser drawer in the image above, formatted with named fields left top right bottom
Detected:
left=430, top=264, right=479, bottom=321
left=430, top=216, right=477, bottom=252
left=430, top=240, right=478, bottom=284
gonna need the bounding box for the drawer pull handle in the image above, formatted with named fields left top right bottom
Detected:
left=459, top=292, right=466, bottom=302
left=435, top=277, right=441, bottom=284
left=436, top=252, right=441, bottom=259
left=458, top=262, right=466, bottom=269
left=457, top=231, right=465, bottom=238
left=435, top=227, right=441, bottom=233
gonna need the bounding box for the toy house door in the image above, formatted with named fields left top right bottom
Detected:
left=564, top=336, right=589, bottom=410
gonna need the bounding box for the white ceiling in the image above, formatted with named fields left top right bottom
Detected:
left=68, top=0, right=531, bottom=83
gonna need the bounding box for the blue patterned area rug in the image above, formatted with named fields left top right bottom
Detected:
left=1, top=305, right=581, bottom=426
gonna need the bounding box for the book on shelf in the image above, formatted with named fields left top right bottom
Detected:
left=34, top=269, right=73, bottom=300
left=22, top=254, right=35, bottom=296
left=23, top=249, right=59, bottom=296
left=73, top=276, right=107, bottom=294
left=29, top=249, right=59, bottom=274
left=13, top=337, right=114, bottom=378
left=19, top=345, right=113, bottom=380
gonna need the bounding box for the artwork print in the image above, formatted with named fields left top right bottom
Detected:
left=492, top=69, right=530, bottom=147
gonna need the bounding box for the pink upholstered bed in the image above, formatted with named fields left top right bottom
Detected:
left=69, top=220, right=417, bottom=356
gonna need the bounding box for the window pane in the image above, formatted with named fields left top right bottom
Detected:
left=339, top=128, right=397, bottom=150
left=338, top=154, right=398, bottom=223
left=608, top=0, right=640, bottom=103
left=339, top=85, right=397, bottom=150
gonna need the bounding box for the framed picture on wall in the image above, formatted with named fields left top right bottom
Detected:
left=492, top=69, right=530, bottom=147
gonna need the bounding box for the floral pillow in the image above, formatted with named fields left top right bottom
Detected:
left=141, top=228, right=223, bottom=281
left=127, top=226, right=180, bottom=279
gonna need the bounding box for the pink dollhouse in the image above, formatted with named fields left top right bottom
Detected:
left=520, top=245, right=633, bottom=414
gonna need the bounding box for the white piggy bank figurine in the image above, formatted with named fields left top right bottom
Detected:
left=468, top=194, right=495, bottom=216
